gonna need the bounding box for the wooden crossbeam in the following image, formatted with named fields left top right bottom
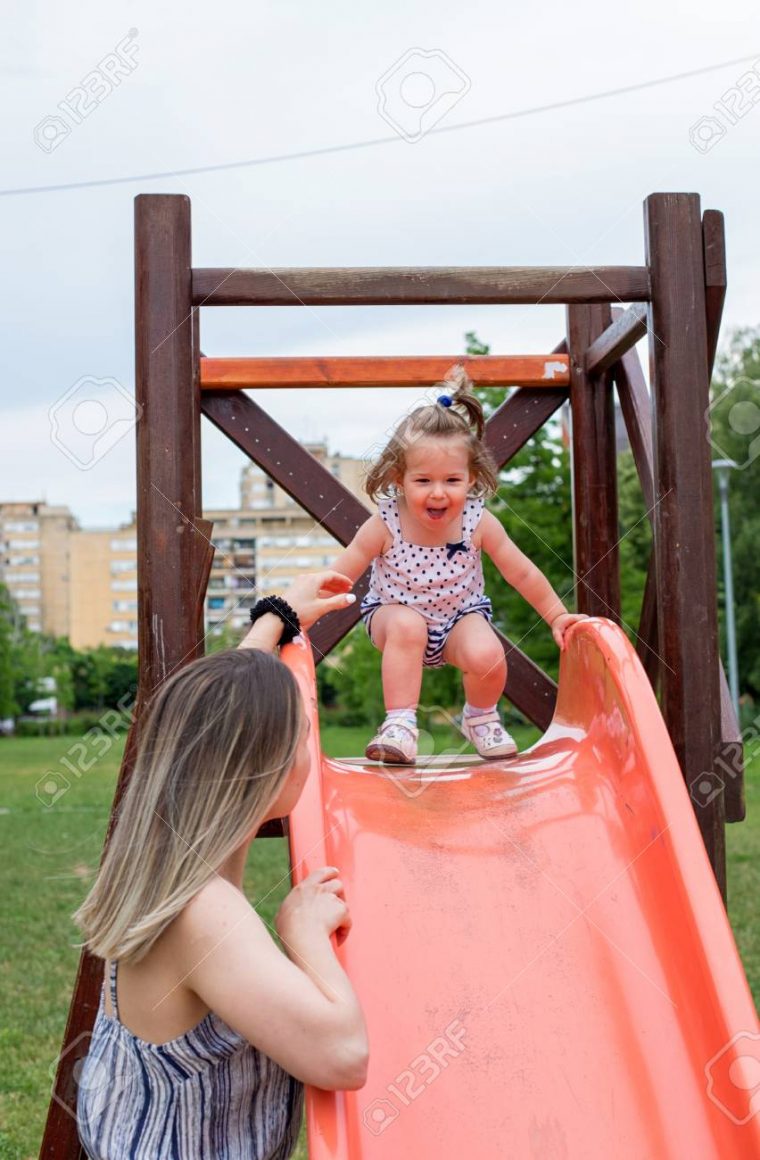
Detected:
left=200, top=354, right=570, bottom=390
left=585, top=304, right=648, bottom=376
left=703, top=210, right=727, bottom=378
left=567, top=304, right=620, bottom=620
left=192, top=266, right=651, bottom=307
left=612, top=292, right=743, bottom=824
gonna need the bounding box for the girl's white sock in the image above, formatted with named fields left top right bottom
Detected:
left=386, top=708, right=417, bottom=727
left=464, top=702, right=497, bottom=718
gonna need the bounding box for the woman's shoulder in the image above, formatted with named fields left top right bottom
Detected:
left=178, top=878, right=265, bottom=953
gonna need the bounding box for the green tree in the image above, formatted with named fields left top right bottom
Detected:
left=709, top=328, right=760, bottom=696
left=0, top=584, right=19, bottom=720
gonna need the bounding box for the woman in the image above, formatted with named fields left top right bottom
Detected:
left=74, top=572, right=366, bottom=1159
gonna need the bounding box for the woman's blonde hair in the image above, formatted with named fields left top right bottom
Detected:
left=74, top=649, right=301, bottom=963
left=365, top=364, right=499, bottom=501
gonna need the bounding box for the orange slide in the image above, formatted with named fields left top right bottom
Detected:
left=284, top=620, right=760, bottom=1158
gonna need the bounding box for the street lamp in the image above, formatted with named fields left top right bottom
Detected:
left=712, top=458, right=740, bottom=719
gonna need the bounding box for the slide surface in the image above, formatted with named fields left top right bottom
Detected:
left=284, top=620, right=760, bottom=1158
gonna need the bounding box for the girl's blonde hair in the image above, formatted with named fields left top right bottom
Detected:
left=365, top=364, right=499, bottom=501
left=74, top=649, right=301, bottom=963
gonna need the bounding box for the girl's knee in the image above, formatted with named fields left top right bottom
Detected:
left=382, top=607, right=428, bottom=649
left=458, top=635, right=505, bottom=675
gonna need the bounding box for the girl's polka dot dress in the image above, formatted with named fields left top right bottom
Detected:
left=360, top=495, right=493, bottom=667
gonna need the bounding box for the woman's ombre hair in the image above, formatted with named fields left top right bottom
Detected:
left=74, top=649, right=301, bottom=963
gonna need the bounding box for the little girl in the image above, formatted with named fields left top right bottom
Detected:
left=72, top=572, right=366, bottom=1159
left=333, top=366, right=586, bottom=765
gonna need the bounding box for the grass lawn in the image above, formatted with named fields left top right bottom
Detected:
left=0, top=725, right=757, bottom=1159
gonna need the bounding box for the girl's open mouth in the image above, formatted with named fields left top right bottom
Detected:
left=426, top=507, right=447, bottom=520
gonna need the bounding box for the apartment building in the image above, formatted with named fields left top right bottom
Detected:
left=0, top=502, right=77, bottom=636
left=69, top=525, right=138, bottom=650
left=0, top=443, right=370, bottom=649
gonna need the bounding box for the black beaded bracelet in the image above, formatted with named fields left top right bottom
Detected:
left=249, top=596, right=302, bottom=645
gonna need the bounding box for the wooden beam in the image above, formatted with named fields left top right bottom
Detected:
left=201, top=391, right=373, bottom=547
left=567, top=304, right=621, bottom=621
left=585, top=304, right=648, bottom=376
left=645, top=192, right=725, bottom=895
left=200, top=354, right=570, bottom=390
left=614, top=340, right=655, bottom=514
left=703, top=209, right=727, bottom=379
left=615, top=327, right=743, bottom=823
left=192, top=266, right=651, bottom=307
left=485, top=385, right=568, bottom=468
left=485, top=339, right=568, bottom=467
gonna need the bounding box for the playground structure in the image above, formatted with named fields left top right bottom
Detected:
left=42, top=192, right=756, bottom=1156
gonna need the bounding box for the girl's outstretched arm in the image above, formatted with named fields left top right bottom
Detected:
left=479, top=511, right=587, bottom=649
left=330, top=514, right=389, bottom=582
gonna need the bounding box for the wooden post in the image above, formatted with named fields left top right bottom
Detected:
left=134, top=193, right=205, bottom=689
left=41, top=194, right=204, bottom=1157
left=566, top=303, right=621, bottom=620
left=644, top=192, right=725, bottom=895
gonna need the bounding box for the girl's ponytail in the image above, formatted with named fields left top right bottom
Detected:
left=436, top=364, right=486, bottom=440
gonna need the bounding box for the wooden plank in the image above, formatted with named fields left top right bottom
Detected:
left=702, top=210, right=743, bottom=823
left=614, top=341, right=655, bottom=514
left=201, top=391, right=373, bottom=546
left=200, top=354, right=570, bottom=390
left=615, top=327, right=743, bottom=822
left=485, top=340, right=568, bottom=467
left=585, top=304, right=648, bottom=376
left=717, top=664, right=745, bottom=824
left=703, top=209, right=727, bottom=379
left=645, top=192, right=725, bottom=896
left=192, top=266, right=651, bottom=307
left=635, top=559, right=661, bottom=690
left=567, top=304, right=621, bottom=621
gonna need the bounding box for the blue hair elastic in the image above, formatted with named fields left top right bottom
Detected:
left=437, top=394, right=453, bottom=407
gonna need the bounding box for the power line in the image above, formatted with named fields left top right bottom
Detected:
left=4, top=52, right=757, bottom=198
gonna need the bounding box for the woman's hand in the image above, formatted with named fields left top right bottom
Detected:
left=286, top=571, right=355, bottom=630
left=276, top=866, right=352, bottom=949
left=550, top=611, right=589, bottom=650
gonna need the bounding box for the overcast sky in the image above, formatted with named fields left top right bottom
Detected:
left=1, top=1, right=758, bottom=528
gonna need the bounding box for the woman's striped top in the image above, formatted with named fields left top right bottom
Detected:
left=77, top=960, right=303, bottom=1159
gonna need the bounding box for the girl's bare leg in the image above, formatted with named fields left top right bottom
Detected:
left=369, top=604, right=428, bottom=710
left=442, top=615, right=507, bottom=707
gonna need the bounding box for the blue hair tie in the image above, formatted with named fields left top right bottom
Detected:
left=438, top=394, right=453, bottom=407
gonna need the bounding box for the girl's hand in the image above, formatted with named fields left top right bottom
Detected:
left=286, top=571, right=355, bottom=630
left=550, top=612, right=589, bottom=651
left=275, top=866, right=352, bottom=948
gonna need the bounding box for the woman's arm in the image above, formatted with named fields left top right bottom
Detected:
left=181, top=876, right=368, bottom=1091
left=238, top=570, right=357, bottom=652
left=479, top=511, right=586, bottom=648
